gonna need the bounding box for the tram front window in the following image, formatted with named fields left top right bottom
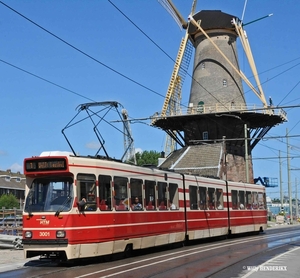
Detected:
left=24, top=177, right=74, bottom=213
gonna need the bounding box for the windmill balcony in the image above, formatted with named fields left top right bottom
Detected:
left=184, top=103, right=287, bottom=121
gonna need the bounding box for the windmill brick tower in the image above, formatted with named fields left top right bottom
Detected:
left=153, top=2, right=287, bottom=183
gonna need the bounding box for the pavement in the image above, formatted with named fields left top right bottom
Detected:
left=0, top=248, right=32, bottom=273
left=267, top=220, right=299, bottom=228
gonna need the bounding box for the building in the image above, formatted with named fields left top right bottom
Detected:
left=0, top=169, right=25, bottom=209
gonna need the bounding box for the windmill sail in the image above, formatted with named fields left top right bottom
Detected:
left=158, top=0, right=187, bottom=29
left=159, top=0, right=197, bottom=156
left=163, top=33, right=193, bottom=155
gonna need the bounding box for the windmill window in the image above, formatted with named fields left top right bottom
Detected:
left=223, top=79, right=227, bottom=87
left=203, top=131, right=208, bottom=140
left=201, top=63, right=205, bottom=69
left=197, top=101, right=204, bottom=113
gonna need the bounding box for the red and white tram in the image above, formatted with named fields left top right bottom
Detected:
left=22, top=151, right=267, bottom=260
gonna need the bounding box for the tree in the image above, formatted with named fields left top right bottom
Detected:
left=0, top=193, right=19, bottom=209
left=135, top=150, right=161, bottom=166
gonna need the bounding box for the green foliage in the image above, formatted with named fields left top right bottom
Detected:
left=0, top=193, right=20, bottom=209
left=135, top=150, right=161, bottom=166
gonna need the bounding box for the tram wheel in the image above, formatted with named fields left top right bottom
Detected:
left=124, top=244, right=133, bottom=258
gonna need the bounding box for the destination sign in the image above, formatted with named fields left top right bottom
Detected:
left=25, top=158, right=67, bottom=172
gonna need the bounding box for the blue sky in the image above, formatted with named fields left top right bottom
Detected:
left=1, top=0, right=300, bottom=199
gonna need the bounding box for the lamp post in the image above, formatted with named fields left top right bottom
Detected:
left=279, top=150, right=283, bottom=211
left=296, top=178, right=298, bottom=220
left=244, top=123, right=249, bottom=183
left=286, top=128, right=293, bottom=223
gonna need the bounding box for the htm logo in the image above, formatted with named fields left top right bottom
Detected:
left=37, top=219, right=50, bottom=225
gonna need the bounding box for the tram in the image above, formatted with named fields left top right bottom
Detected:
left=22, top=151, right=267, bottom=261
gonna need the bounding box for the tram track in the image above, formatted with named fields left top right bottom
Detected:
left=207, top=235, right=300, bottom=278
left=71, top=228, right=300, bottom=278
left=1, top=227, right=299, bottom=278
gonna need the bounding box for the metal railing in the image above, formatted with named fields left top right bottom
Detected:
left=162, top=103, right=288, bottom=121
left=0, top=208, right=23, bottom=249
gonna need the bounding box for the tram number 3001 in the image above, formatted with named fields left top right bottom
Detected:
left=39, top=232, right=50, bottom=237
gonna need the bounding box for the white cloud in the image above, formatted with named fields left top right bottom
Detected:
left=135, top=148, right=143, bottom=154
left=0, top=150, right=7, bottom=156
left=10, top=163, right=23, bottom=174
left=86, top=141, right=101, bottom=149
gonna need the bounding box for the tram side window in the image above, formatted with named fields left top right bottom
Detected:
left=130, top=178, right=143, bottom=211
left=99, top=175, right=112, bottom=210
left=158, top=182, right=167, bottom=210
left=199, top=186, right=207, bottom=210
left=252, top=192, right=258, bottom=209
left=208, top=187, right=215, bottom=209
left=246, top=191, right=252, bottom=209
left=145, top=180, right=156, bottom=210
left=216, top=189, right=223, bottom=210
left=239, top=191, right=245, bottom=209
left=169, top=183, right=178, bottom=210
left=114, top=176, right=128, bottom=211
left=77, top=174, right=97, bottom=211
left=231, top=190, right=238, bottom=209
left=189, top=185, right=198, bottom=210
left=259, top=193, right=266, bottom=209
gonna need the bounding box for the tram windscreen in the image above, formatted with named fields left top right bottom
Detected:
left=24, top=177, right=74, bottom=213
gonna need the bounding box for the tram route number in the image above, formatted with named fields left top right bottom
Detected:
left=39, top=232, right=50, bottom=237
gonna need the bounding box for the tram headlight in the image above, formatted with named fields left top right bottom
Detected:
left=25, top=231, right=32, bottom=238
left=56, top=230, right=66, bottom=238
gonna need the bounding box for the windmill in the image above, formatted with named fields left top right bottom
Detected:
left=154, top=1, right=287, bottom=183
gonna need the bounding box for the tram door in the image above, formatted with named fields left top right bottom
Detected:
left=189, top=185, right=226, bottom=236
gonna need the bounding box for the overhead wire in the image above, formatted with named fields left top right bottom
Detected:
left=1, top=0, right=299, bottom=116
left=0, top=0, right=246, bottom=134
left=2, top=1, right=300, bottom=191
left=0, top=0, right=166, bottom=101
left=108, top=0, right=235, bottom=112
left=108, top=0, right=300, bottom=144
left=1, top=0, right=300, bottom=152
left=2, top=2, right=300, bottom=195
left=243, top=60, right=300, bottom=105
left=277, top=80, right=300, bottom=107
left=0, top=59, right=95, bottom=102
left=106, top=0, right=266, bottom=143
